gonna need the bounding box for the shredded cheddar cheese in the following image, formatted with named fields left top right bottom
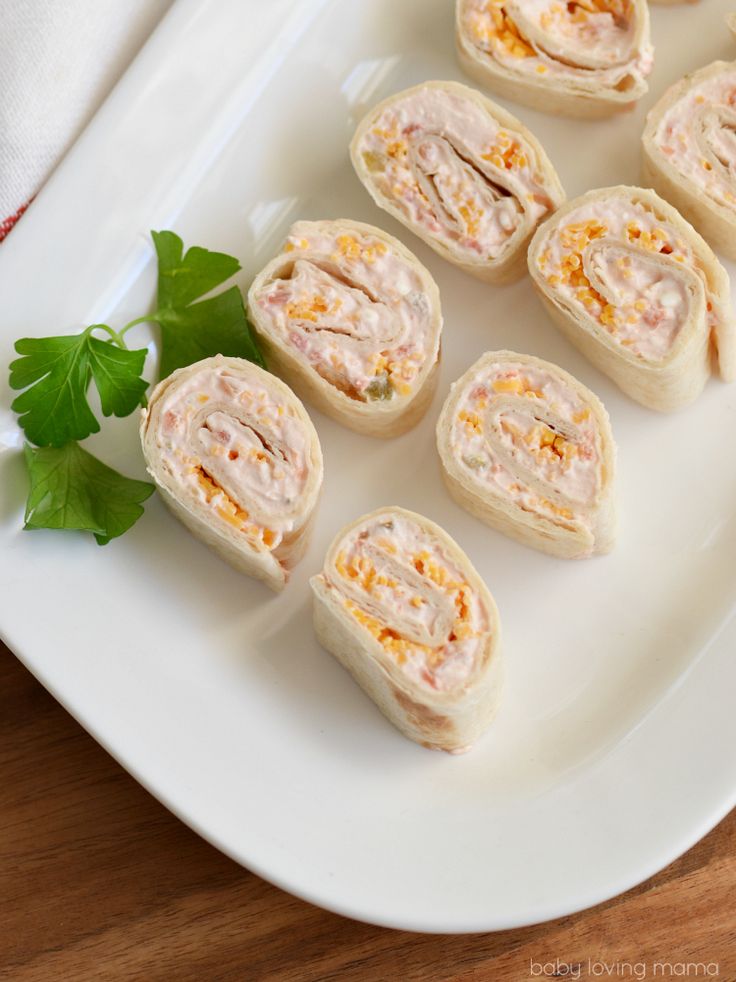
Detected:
left=331, top=515, right=489, bottom=687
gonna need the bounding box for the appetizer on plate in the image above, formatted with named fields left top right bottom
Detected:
left=455, top=0, right=653, bottom=118
left=436, top=351, right=616, bottom=559
left=141, top=355, right=323, bottom=591
left=311, top=506, right=503, bottom=753
left=350, top=80, right=564, bottom=284
left=248, top=219, right=442, bottom=437
left=642, top=60, right=736, bottom=261
left=528, top=186, right=736, bottom=411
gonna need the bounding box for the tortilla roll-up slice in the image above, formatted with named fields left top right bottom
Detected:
left=455, top=0, right=653, bottom=119
left=528, top=186, right=736, bottom=411
left=311, top=507, right=502, bottom=753
left=350, top=80, right=564, bottom=284
left=141, top=355, right=323, bottom=592
left=437, top=351, right=616, bottom=559
left=247, top=220, right=442, bottom=438
left=642, top=60, right=736, bottom=262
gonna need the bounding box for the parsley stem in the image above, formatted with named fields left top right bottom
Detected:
left=90, top=323, right=129, bottom=349
left=120, top=314, right=157, bottom=338
left=91, top=314, right=159, bottom=349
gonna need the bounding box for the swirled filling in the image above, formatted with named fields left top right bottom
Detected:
left=356, top=86, right=556, bottom=261
left=153, top=366, right=313, bottom=552
left=654, top=69, right=736, bottom=215
left=459, top=0, right=652, bottom=90
left=252, top=223, right=437, bottom=402
left=535, top=197, right=714, bottom=361
left=326, top=513, right=491, bottom=692
left=451, top=361, right=601, bottom=529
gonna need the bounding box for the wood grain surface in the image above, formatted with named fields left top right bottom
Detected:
left=1, top=640, right=734, bottom=982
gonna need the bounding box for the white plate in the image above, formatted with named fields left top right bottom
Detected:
left=1, top=0, right=735, bottom=934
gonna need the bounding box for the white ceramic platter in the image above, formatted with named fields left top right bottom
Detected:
left=1, top=0, right=735, bottom=934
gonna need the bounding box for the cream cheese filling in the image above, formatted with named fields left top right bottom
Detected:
left=356, top=86, right=554, bottom=262
left=153, top=365, right=314, bottom=552
left=252, top=224, right=436, bottom=402
left=535, top=198, right=713, bottom=361
left=460, top=0, right=652, bottom=89
left=450, top=361, right=601, bottom=529
left=654, top=69, right=736, bottom=216
left=326, top=513, right=491, bottom=693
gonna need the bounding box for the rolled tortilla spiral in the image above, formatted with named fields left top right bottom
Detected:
left=455, top=0, right=653, bottom=118
left=350, top=80, right=564, bottom=283
left=642, top=59, right=736, bottom=262
left=436, top=351, right=617, bottom=559
left=140, top=355, right=323, bottom=591
left=528, top=186, right=736, bottom=411
left=248, top=219, right=442, bottom=437
left=311, top=507, right=502, bottom=753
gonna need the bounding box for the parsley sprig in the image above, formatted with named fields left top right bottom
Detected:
left=9, top=230, right=264, bottom=544
left=10, top=328, right=149, bottom=447
left=151, top=230, right=264, bottom=379
left=23, top=443, right=155, bottom=545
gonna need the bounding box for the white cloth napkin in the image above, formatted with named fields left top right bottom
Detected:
left=0, top=0, right=173, bottom=239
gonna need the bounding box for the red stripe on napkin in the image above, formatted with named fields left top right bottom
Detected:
left=0, top=199, right=33, bottom=243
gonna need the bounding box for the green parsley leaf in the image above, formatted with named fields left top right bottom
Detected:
left=152, top=230, right=265, bottom=379
left=23, top=442, right=154, bottom=545
left=9, top=330, right=148, bottom=447
left=10, top=335, right=99, bottom=447
left=87, top=337, right=149, bottom=418
left=152, top=230, right=241, bottom=308
left=157, top=286, right=264, bottom=379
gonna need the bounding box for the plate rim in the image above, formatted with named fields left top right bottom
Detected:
left=1, top=0, right=734, bottom=934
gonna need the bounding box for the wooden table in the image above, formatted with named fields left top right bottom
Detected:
left=2, top=641, right=734, bottom=982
